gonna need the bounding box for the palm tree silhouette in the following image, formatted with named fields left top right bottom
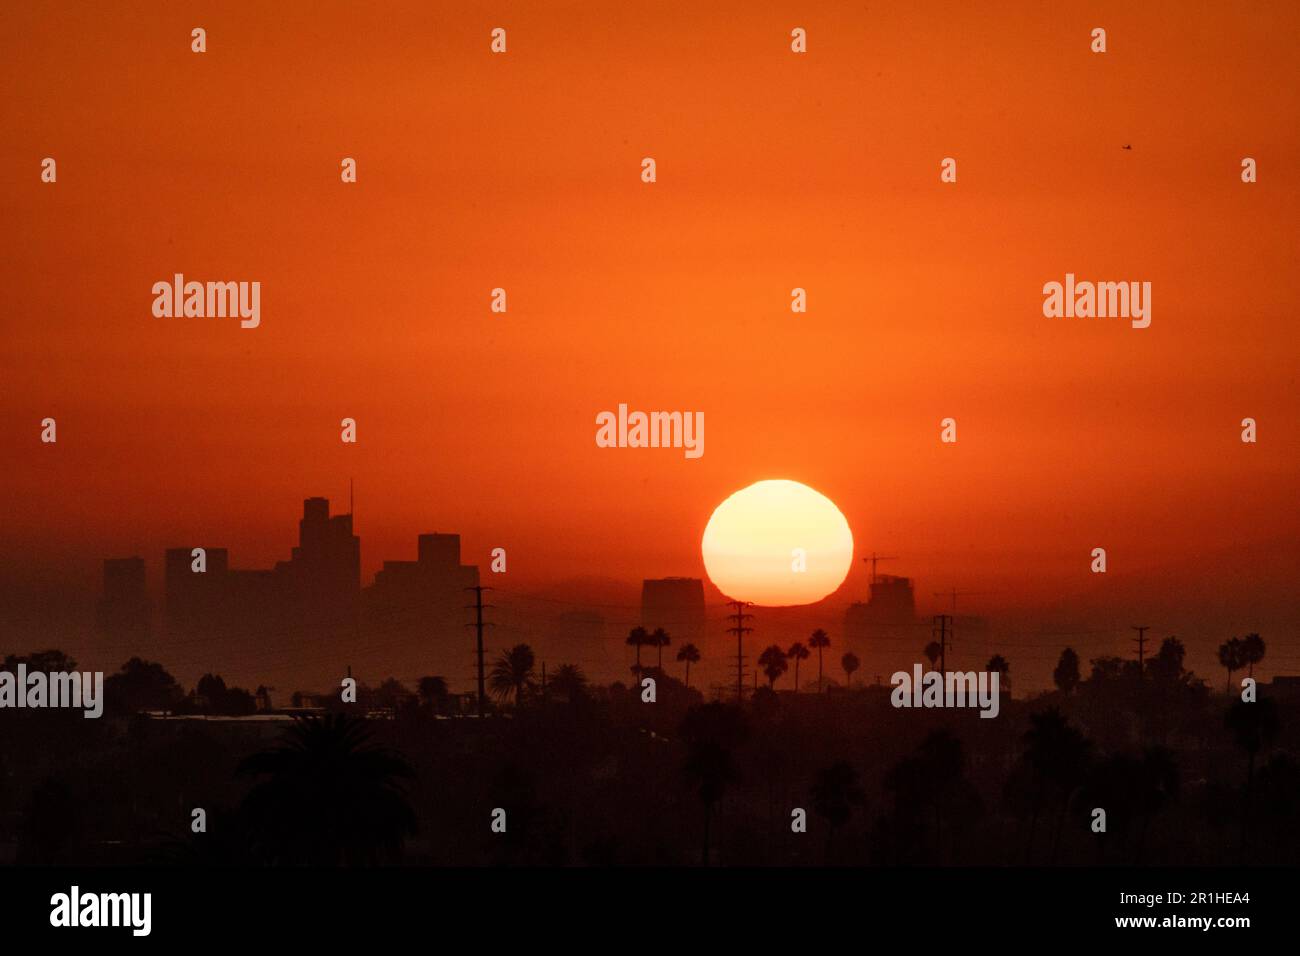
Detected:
left=489, top=643, right=536, bottom=706
left=650, top=627, right=671, bottom=670
left=548, top=663, right=588, bottom=703
left=1241, top=633, right=1266, bottom=678
left=808, top=629, right=831, bottom=693
left=237, top=713, right=416, bottom=865
left=626, top=626, right=649, bottom=680
left=1020, top=708, right=1091, bottom=863
left=676, top=642, right=701, bottom=689
left=758, top=644, right=788, bottom=688
left=786, top=641, right=810, bottom=692
left=1225, top=696, right=1279, bottom=848
left=1218, top=638, right=1246, bottom=693
left=986, top=654, right=1010, bottom=694
left=1133, top=745, right=1179, bottom=862
left=680, top=703, right=750, bottom=865
left=841, top=652, right=860, bottom=689
left=812, top=761, right=865, bottom=862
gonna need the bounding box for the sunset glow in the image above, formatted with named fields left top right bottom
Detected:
left=701, top=480, right=854, bottom=606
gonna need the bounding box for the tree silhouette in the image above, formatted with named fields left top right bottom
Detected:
left=986, top=654, right=1010, bottom=694
left=924, top=641, right=942, bottom=669
left=626, top=626, right=649, bottom=680
left=547, top=663, right=588, bottom=703
left=841, top=652, right=860, bottom=689
left=680, top=703, right=750, bottom=865
left=1133, top=745, right=1179, bottom=862
left=1149, top=637, right=1186, bottom=684
left=1053, top=647, right=1080, bottom=696
left=1225, top=696, right=1280, bottom=848
left=812, top=761, right=865, bottom=862
left=650, top=627, right=671, bottom=670
left=1240, top=633, right=1265, bottom=678
left=416, top=676, right=449, bottom=714
left=192, top=673, right=257, bottom=716
left=237, top=714, right=416, bottom=865
left=808, top=629, right=831, bottom=693
left=104, top=657, right=182, bottom=714
left=879, top=730, right=982, bottom=864
left=1218, top=638, right=1246, bottom=693
left=758, top=645, right=788, bottom=688
left=489, top=643, right=536, bottom=706
left=1018, top=708, right=1091, bottom=863
left=372, top=677, right=410, bottom=711
left=676, top=642, right=701, bottom=689
left=786, top=641, right=810, bottom=692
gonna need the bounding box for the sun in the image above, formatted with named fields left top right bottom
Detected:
left=701, top=479, right=854, bottom=607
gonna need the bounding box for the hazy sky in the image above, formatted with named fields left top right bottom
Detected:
left=3, top=2, right=1298, bottom=685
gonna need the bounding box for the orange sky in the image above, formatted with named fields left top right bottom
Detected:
left=3, top=2, right=1298, bottom=680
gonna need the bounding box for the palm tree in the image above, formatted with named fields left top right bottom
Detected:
left=786, top=642, right=810, bottom=692
left=676, top=643, right=701, bottom=689
left=626, top=626, right=649, bottom=679
left=1225, top=697, right=1279, bottom=848
left=1218, top=637, right=1246, bottom=693
left=547, top=663, right=588, bottom=703
left=986, top=654, right=1010, bottom=694
left=808, top=629, right=831, bottom=693
left=1241, top=633, right=1266, bottom=678
left=1020, top=708, right=1091, bottom=863
left=237, top=714, right=416, bottom=865
left=650, top=627, right=671, bottom=670
left=1133, top=745, right=1179, bottom=862
left=758, top=645, right=788, bottom=688
left=680, top=703, right=750, bottom=865
left=489, top=644, right=536, bottom=706
left=924, top=641, right=942, bottom=669
left=812, top=761, right=865, bottom=862
left=841, top=652, right=860, bottom=689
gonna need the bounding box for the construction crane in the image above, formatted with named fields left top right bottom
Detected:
left=864, top=552, right=898, bottom=584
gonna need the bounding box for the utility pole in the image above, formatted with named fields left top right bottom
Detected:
left=1131, top=625, right=1149, bottom=680
left=726, top=600, right=754, bottom=702
left=465, top=586, right=495, bottom=717
left=933, top=589, right=995, bottom=613
left=932, top=614, right=953, bottom=674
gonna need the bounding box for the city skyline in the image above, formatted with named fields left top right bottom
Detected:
left=0, top=490, right=1285, bottom=700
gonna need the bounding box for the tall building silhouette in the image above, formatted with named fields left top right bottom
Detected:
left=363, top=532, right=480, bottom=683
left=843, top=574, right=924, bottom=683
left=845, top=574, right=916, bottom=626
left=97, top=557, right=151, bottom=644
left=640, top=577, right=706, bottom=646
left=276, top=496, right=360, bottom=620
